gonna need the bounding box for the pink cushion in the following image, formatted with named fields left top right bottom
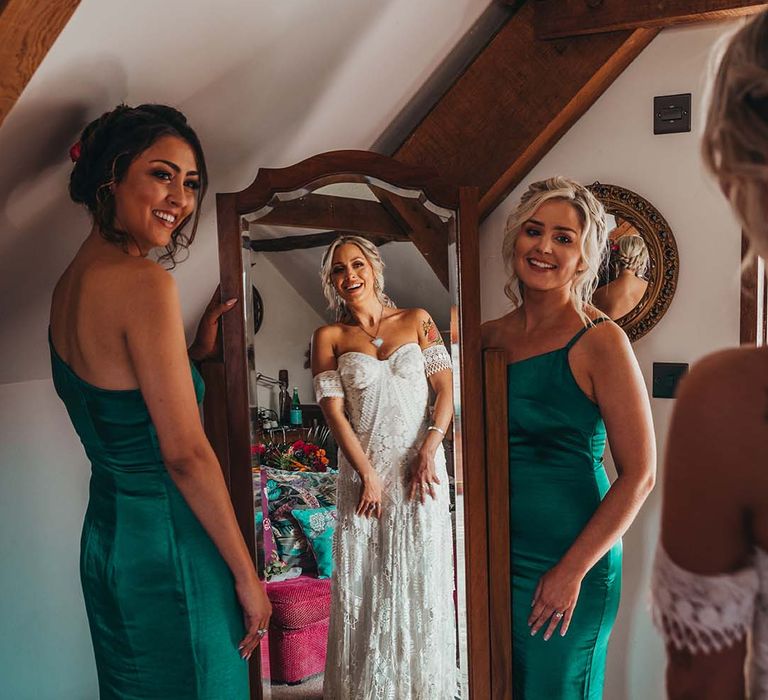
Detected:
left=266, top=575, right=332, bottom=629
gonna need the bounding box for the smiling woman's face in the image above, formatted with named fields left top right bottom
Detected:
left=513, top=198, right=585, bottom=294
left=330, top=243, right=376, bottom=304
left=111, top=134, right=200, bottom=255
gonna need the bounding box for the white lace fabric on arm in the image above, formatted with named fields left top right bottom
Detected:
left=650, top=543, right=759, bottom=655
left=313, top=369, right=345, bottom=401
left=422, top=344, right=451, bottom=377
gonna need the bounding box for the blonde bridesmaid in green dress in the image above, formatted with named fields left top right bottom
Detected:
left=49, top=105, right=271, bottom=699
left=482, top=177, right=656, bottom=699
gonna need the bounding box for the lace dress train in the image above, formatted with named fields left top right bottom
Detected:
left=314, top=343, right=460, bottom=700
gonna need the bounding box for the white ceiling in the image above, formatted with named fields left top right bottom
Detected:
left=0, top=0, right=502, bottom=384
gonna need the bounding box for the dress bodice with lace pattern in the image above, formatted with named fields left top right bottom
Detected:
left=651, top=544, right=768, bottom=697
left=314, top=342, right=460, bottom=700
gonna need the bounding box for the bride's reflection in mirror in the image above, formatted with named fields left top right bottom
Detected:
left=311, top=236, right=460, bottom=699
left=593, top=232, right=650, bottom=321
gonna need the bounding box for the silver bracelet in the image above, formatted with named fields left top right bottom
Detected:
left=427, top=425, right=445, bottom=436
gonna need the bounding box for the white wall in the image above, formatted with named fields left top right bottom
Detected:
left=480, top=21, right=743, bottom=700
left=249, top=253, right=325, bottom=414
left=0, top=380, right=98, bottom=699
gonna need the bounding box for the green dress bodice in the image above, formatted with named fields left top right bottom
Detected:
left=507, top=321, right=621, bottom=700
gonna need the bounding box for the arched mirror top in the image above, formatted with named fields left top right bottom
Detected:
left=587, top=182, right=680, bottom=342
left=220, top=149, right=460, bottom=214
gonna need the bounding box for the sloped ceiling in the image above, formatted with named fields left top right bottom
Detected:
left=0, top=0, right=505, bottom=384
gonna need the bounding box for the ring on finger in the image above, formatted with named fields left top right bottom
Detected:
left=257, top=628, right=268, bottom=636
left=553, top=611, right=564, bottom=619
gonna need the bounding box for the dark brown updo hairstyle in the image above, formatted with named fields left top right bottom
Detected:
left=69, top=103, right=208, bottom=267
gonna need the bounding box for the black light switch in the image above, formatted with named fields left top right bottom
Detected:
left=652, top=362, right=689, bottom=399
left=654, top=93, right=692, bottom=134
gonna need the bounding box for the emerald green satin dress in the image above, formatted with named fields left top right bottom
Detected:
left=50, top=337, right=247, bottom=700
left=508, top=320, right=621, bottom=699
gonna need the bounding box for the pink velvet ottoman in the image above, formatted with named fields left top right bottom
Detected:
left=266, top=574, right=332, bottom=684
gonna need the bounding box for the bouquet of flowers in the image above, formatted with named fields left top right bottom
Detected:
left=251, top=439, right=330, bottom=472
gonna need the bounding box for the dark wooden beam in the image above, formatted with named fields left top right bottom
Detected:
left=248, top=194, right=405, bottom=239
left=247, top=229, right=408, bottom=253
left=532, top=0, right=768, bottom=40
left=0, top=0, right=81, bottom=128
left=393, top=2, right=658, bottom=218
left=369, top=185, right=450, bottom=288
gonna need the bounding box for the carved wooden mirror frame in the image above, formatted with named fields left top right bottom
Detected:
left=209, top=150, right=490, bottom=699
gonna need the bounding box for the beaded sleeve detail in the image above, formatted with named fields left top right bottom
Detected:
left=650, top=544, right=759, bottom=655
left=422, top=345, right=451, bottom=377
left=313, top=370, right=345, bottom=401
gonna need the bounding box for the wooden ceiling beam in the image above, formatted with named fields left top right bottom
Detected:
left=369, top=185, right=450, bottom=288
left=0, top=0, right=81, bottom=129
left=531, top=1, right=768, bottom=40
left=246, top=194, right=405, bottom=239
left=393, top=2, right=658, bottom=218
left=246, top=229, right=408, bottom=253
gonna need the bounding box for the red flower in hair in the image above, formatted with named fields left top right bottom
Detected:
left=69, top=141, right=82, bottom=163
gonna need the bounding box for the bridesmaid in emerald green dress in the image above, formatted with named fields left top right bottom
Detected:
left=49, top=105, right=271, bottom=699
left=482, top=177, right=656, bottom=699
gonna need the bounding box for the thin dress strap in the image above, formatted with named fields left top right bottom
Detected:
left=565, top=317, right=608, bottom=351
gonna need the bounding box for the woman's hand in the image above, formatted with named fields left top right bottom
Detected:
left=235, top=575, right=272, bottom=660
left=528, top=562, right=584, bottom=640
left=188, top=285, right=237, bottom=362
left=408, top=445, right=441, bottom=504
left=357, top=470, right=383, bottom=518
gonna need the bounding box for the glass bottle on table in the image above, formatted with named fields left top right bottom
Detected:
left=290, top=387, right=302, bottom=426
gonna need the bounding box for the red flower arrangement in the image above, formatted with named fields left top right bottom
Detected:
left=251, top=439, right=330, bottom=472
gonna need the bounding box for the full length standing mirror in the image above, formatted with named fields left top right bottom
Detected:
left=211, top=151, right=488, bottom=699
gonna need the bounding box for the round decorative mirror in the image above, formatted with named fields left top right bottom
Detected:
left=587, top=182, right=679, bottom=342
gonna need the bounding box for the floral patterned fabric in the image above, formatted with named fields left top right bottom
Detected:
left=261, top=467, right=337, bottom=573
left=292, top=506, right=338, bottom=578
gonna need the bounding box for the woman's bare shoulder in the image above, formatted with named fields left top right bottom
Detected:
left=481, top=311, right=518, bottom=349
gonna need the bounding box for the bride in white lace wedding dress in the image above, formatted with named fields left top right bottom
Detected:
left=312, top=236, right=460, bottom=700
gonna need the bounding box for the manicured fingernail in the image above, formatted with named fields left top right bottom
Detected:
left=544, top=633, right=550, bottom=641
left=226, top=298, right=237, bottom=305
left=560, top=629, right=566, bottom=637
left=530, top=629, right=536, bottom=636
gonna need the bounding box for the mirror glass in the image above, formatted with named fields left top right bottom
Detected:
left=239, top=176, right=468, bottom=698
left=588, top=183, right=679, bottom=342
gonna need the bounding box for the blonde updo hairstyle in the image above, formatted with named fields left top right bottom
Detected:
left=702, top=11, right=768, bottom=260
left=501, top=176, right=608, bottom=326
left=319, top=235, right=396, bottom=323
left=615, top=234, right=650, bottom=276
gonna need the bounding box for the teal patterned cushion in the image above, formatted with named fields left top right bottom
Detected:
left=263, top=468, right=337, bottom=573
left=291, top=506, right=337, bottom=578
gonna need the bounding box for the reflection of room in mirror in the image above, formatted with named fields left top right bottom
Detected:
left=241, top=178, right=466, bottom=699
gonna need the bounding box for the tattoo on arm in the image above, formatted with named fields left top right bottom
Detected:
left=421, top=318, right=444, bottom=347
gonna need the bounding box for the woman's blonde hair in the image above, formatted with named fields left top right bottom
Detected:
left=616, top=234, right=649, bottom=276
left=702, top=11, right=768, bottom=260
left=319, top=235, right=396, bottom=322
left=501, top=176, right=608, bottom=326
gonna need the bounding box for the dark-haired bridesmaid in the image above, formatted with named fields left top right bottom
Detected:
left=49, top=104, right=270, bottom=699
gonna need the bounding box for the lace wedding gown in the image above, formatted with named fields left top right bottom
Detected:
left=314, top=342, right=460, bottom=700
left=651, top=544, right=768, bottom=697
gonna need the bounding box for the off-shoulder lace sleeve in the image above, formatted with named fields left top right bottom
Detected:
left=313, top=370, right=344, bottom=401
left=422, top=345, right=451, bottom=377
left=650, top=543, right=759, bottom=654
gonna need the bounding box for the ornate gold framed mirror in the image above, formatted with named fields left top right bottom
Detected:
left=587, top=182, right=679, bottom=342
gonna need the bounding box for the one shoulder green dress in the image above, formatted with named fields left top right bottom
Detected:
left=50, top=336, right=247, bottom=700
left=507, top=320, right=621, bottom=699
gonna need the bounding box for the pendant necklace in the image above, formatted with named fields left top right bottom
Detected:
left=358, top=305, right=385, bottom=349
